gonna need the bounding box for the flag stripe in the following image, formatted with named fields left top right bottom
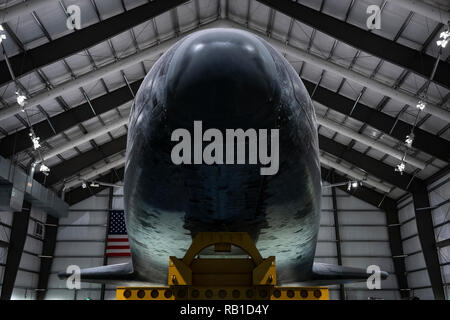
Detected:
left=107, top=238, right=129, bottom=242
left=108, top=234, right=128, bottom=238
left=107, top=245, right=130, bottom=250
left=106, top=252, right=131, bottom=257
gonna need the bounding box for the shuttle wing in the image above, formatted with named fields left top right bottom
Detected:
left=57, top=262, right=161, bottom=286
left=296, top=262, right=389, bottom=286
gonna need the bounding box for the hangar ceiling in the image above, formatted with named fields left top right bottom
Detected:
left=0, top=0, right=448, bottom=207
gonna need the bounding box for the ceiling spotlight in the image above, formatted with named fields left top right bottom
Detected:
left=29, top=132, right=41, bottom=150
left=15, top=91, right=27, bottom=107
left=81, top=182, right=87, bottom=189
left=437, top=30, right=450, bottom=48
left=347, top=180, right=361, bottom=191
left=0, top=25, right=5, bottom=44
left=90, top=182, right=99, bottom=188
left=405, top=133, right=414, bottom=148
left=416, top=100, right=426, bottom=111
left=395, top=162, right=405, bottom=175
left=39, top=163, right=50, bottom=176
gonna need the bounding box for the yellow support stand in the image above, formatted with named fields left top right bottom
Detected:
left=117, top=232, right=329, bottom=300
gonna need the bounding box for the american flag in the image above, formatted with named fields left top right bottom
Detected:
left=107, top=210, right=131, bottom=257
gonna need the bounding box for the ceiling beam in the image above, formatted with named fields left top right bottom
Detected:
left=388, top=0, right=450, bottom=24
left=0, top=19, right=229, bottom=123
left=63, top=157, right=125, bottom=190
left=319, top=134, right=420, bottom=191
left=317, top=113, right=426, bottom=169
left=35, top=135, right=127, bottom=186
left=1, top=21, right=447, bottom=164
left=0, top=80, right=139, bottom=158
left=320, top=155, right=392, bottom=193
left=64, top=167, right=124, bottom=206
left=38, top=112, right=129, bottom=162
left=0, top=0, right=58, bottom=24
left=3, top=19, right=450, bottom=124
left=256, top=0, right=450, bottom=89
left=227, top=19, right=450, bottom=123
left=0, top=0, right=189, bottom=87
left=304, top=79, right=450, bottom=162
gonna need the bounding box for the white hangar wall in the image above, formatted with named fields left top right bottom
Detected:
left=45, top=185, right=400, bottom=300
left=397, top=174, right=449, bottom=300
left=317, top=187, right=399, bottom=300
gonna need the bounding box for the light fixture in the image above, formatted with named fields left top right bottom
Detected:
left=0, top=25, right=5, bottom=44
left=437, top=30, right=450, bottom=48
left=90, top=182, right=99, bottom=188
left=81, top=182, right=87, bottom=189
left=15, top=91, right=27, bottom=107
left=39, top=163, right=50, bottom=175
left=405, top=133, right=414, bottom=148
left=29, top=132, right=41, bottom=150
left=347, top=180, right=361, bottom=191
left=416, top=100, right=426, bottom=111
left=395, top=162, right=405, bottom=175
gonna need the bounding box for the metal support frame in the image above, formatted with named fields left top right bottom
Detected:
left=0, top=201, right=31, bottom=300
left=0, top=80, right=139, bottom=159
left=35, top=136, right=127, bottom=186
left=64, top=168, right=124, bottom=206
left=319, top=134, right=418, bottom=192
left=0, top=0, right=189, bottom=87
left=36, top=215, right=58, bottom=300
left=117, top=232, right=329, bottom=300
left=305, top=80, right=450, bottom=162
left=410, top=182, right=445, bottom=300
left=330, top=182, right=345, bottom=300
left=436, top=238, right=450, bottom=249
left=100, top=180, right=114, bottom=300
left=256, top=0, right=450, bottom=89
left=384, top=209, right=410, bottom=299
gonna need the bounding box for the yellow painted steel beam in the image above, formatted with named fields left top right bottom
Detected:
left=116, top=286, right=329, bottom=300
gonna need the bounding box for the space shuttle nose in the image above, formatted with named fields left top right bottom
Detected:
left=165, top=28, right=281, bottom=129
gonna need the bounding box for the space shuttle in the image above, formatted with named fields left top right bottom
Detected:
left=59, top=28, right=388, bottom=286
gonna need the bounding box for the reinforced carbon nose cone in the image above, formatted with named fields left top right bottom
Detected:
left=165, top=28, right=280, bottom=129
